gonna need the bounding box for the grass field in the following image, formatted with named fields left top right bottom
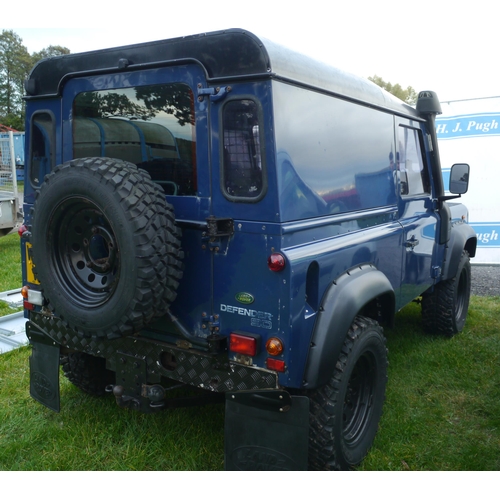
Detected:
left=0, top=232, right=22, bottom=316
left=0, top=232, right=499, bottom=470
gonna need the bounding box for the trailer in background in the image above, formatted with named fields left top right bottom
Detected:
left=0, top=131, right=24, bottom=181
left=437, top=96, right=500, bottom=265
left=0, top=131, right=23, bottom=236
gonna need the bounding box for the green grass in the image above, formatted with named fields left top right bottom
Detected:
left=0, top=349, right=225, bottom=470
left=0, top=232, right=498, bottom=470
left=0, top=232, right=22, bottom=292
left=359, top=296, right=500, bottom=471
left=0, top=232, right=23, bottom=316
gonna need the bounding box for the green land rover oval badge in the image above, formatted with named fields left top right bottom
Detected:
left=235, top=292, right=254, bottom=305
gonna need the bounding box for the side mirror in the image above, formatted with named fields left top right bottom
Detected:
left=449, top=163, right=470, bottom=195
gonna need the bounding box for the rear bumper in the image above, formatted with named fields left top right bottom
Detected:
left=28, top=312, right=279, bottom=394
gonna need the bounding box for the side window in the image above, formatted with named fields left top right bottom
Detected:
left=222, top=99, right=265, bottom=201
left=73, top=83, right=197, bottom=196
left=30, top=112, right=55, bottom=187
left=273, top=83, right=397, bottom=220
left=398, top=126, right=430, bottom=196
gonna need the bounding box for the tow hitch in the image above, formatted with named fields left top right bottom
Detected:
left=107, top=382, right=224, bottom=412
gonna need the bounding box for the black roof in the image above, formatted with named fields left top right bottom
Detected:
left=25, top=28, right=418, bottom=118
left=26, top=29, right=271, bottom=97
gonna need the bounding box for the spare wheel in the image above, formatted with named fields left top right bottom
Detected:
left=30, top=157, right=182, bottom=339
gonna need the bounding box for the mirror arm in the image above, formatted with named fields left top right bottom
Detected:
left=438, top=194, right=462, bottom=202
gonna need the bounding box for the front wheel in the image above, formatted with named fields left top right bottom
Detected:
left=308, top=316, right=388, bottom=470
left=421, top=250, right=471, bottom=336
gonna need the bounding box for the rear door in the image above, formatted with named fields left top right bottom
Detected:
left=207, top=83, right=282, bottom=346
left=62, top=65, right=214, bottom=337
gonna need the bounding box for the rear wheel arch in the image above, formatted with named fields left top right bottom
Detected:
left=303, top=265, right=395, bottom=389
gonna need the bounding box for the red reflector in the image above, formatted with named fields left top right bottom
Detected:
left=18, top=224, right=27, bottom=237
left=229, top=333, right=257, bottom=356
left=23, top=301, right=35, bottom=311
left=266, top=358, right=285, bottom=372
left=268, top=253, right=286, bottom=272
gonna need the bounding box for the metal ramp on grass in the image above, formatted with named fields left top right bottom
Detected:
left=0, top=288, right=28, bottom=354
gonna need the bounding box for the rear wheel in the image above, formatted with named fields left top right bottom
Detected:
left=422, top=250, right=471, bottom=336
left=308, top=316, right=388, bottom=470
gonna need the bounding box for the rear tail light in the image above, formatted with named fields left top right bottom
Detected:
left=229, top=333, right=257, bottom=356
left=268, top=252, right=286, bottom=272
left=18, top=224, right=28, bottom=237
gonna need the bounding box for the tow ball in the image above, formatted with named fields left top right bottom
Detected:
left=106, top=383, right=225, bottom=412
left=106, top=384, right=167, bottom=412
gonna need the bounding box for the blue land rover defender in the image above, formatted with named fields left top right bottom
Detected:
left=20, top=29, right=477, bottom=470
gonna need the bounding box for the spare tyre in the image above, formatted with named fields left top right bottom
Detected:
left=30, top=157, right=182, bottom=339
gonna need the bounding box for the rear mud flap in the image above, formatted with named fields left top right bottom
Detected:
left=224, top=390, right=309, bottom=471
left=28, top=329, right=60, bottom=413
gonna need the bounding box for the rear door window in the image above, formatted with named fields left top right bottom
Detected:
left=73, top=83, right=197, bottom=196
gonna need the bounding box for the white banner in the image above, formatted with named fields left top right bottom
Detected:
left=437, top=97, right=500, bottom=264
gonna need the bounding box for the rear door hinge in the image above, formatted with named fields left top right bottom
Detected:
left=202, top=216, right=234, bottom=253
left=206, top=216, right=234, bottom=238
left=197, top=84, right=232, bottom=102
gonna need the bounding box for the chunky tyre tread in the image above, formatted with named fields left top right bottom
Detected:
left=308, top=316, right=388, bottom=471
left=150, top=182, right=184, bottom=311
left=61, top=352, right=114, bottom=396
left=421, top=250, right=471, bottom=337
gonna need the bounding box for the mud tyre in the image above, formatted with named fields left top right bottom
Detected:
left=308, top=316, right=388, bottom=470
left=150, top=182, right=184, bottom=312
left=62, top=352, right=114, bottom=396
left=421, top=250, right=471, bottom=337
left=30, top=157, right=182, bottom=339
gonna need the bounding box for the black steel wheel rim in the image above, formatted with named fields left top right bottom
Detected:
left=342, top=352, right=375, bottom=446
left=52, top=197, right=120, bottom=307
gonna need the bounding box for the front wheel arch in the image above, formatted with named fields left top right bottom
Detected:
left=422, top=249, right=471, bottom=336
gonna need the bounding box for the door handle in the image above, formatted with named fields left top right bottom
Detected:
left=405, top=236, right=419, bottom=249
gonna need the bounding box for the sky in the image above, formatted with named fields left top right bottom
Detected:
left=3, top=0, right=499, bottom=102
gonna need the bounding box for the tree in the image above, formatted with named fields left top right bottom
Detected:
left=1, top=112, right=24, bottom=131
left=0, top=30, right=32, bottom=119
left=32, top=45, right=70, bottom=61
left=75, top=84, right=194, bottom=127
left=0, top=31, right=70, bottom=131
left=368, top=75, right=418, bottom=105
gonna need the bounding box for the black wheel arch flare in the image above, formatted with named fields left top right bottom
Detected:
left=303, top=264, right=395, bottom=389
